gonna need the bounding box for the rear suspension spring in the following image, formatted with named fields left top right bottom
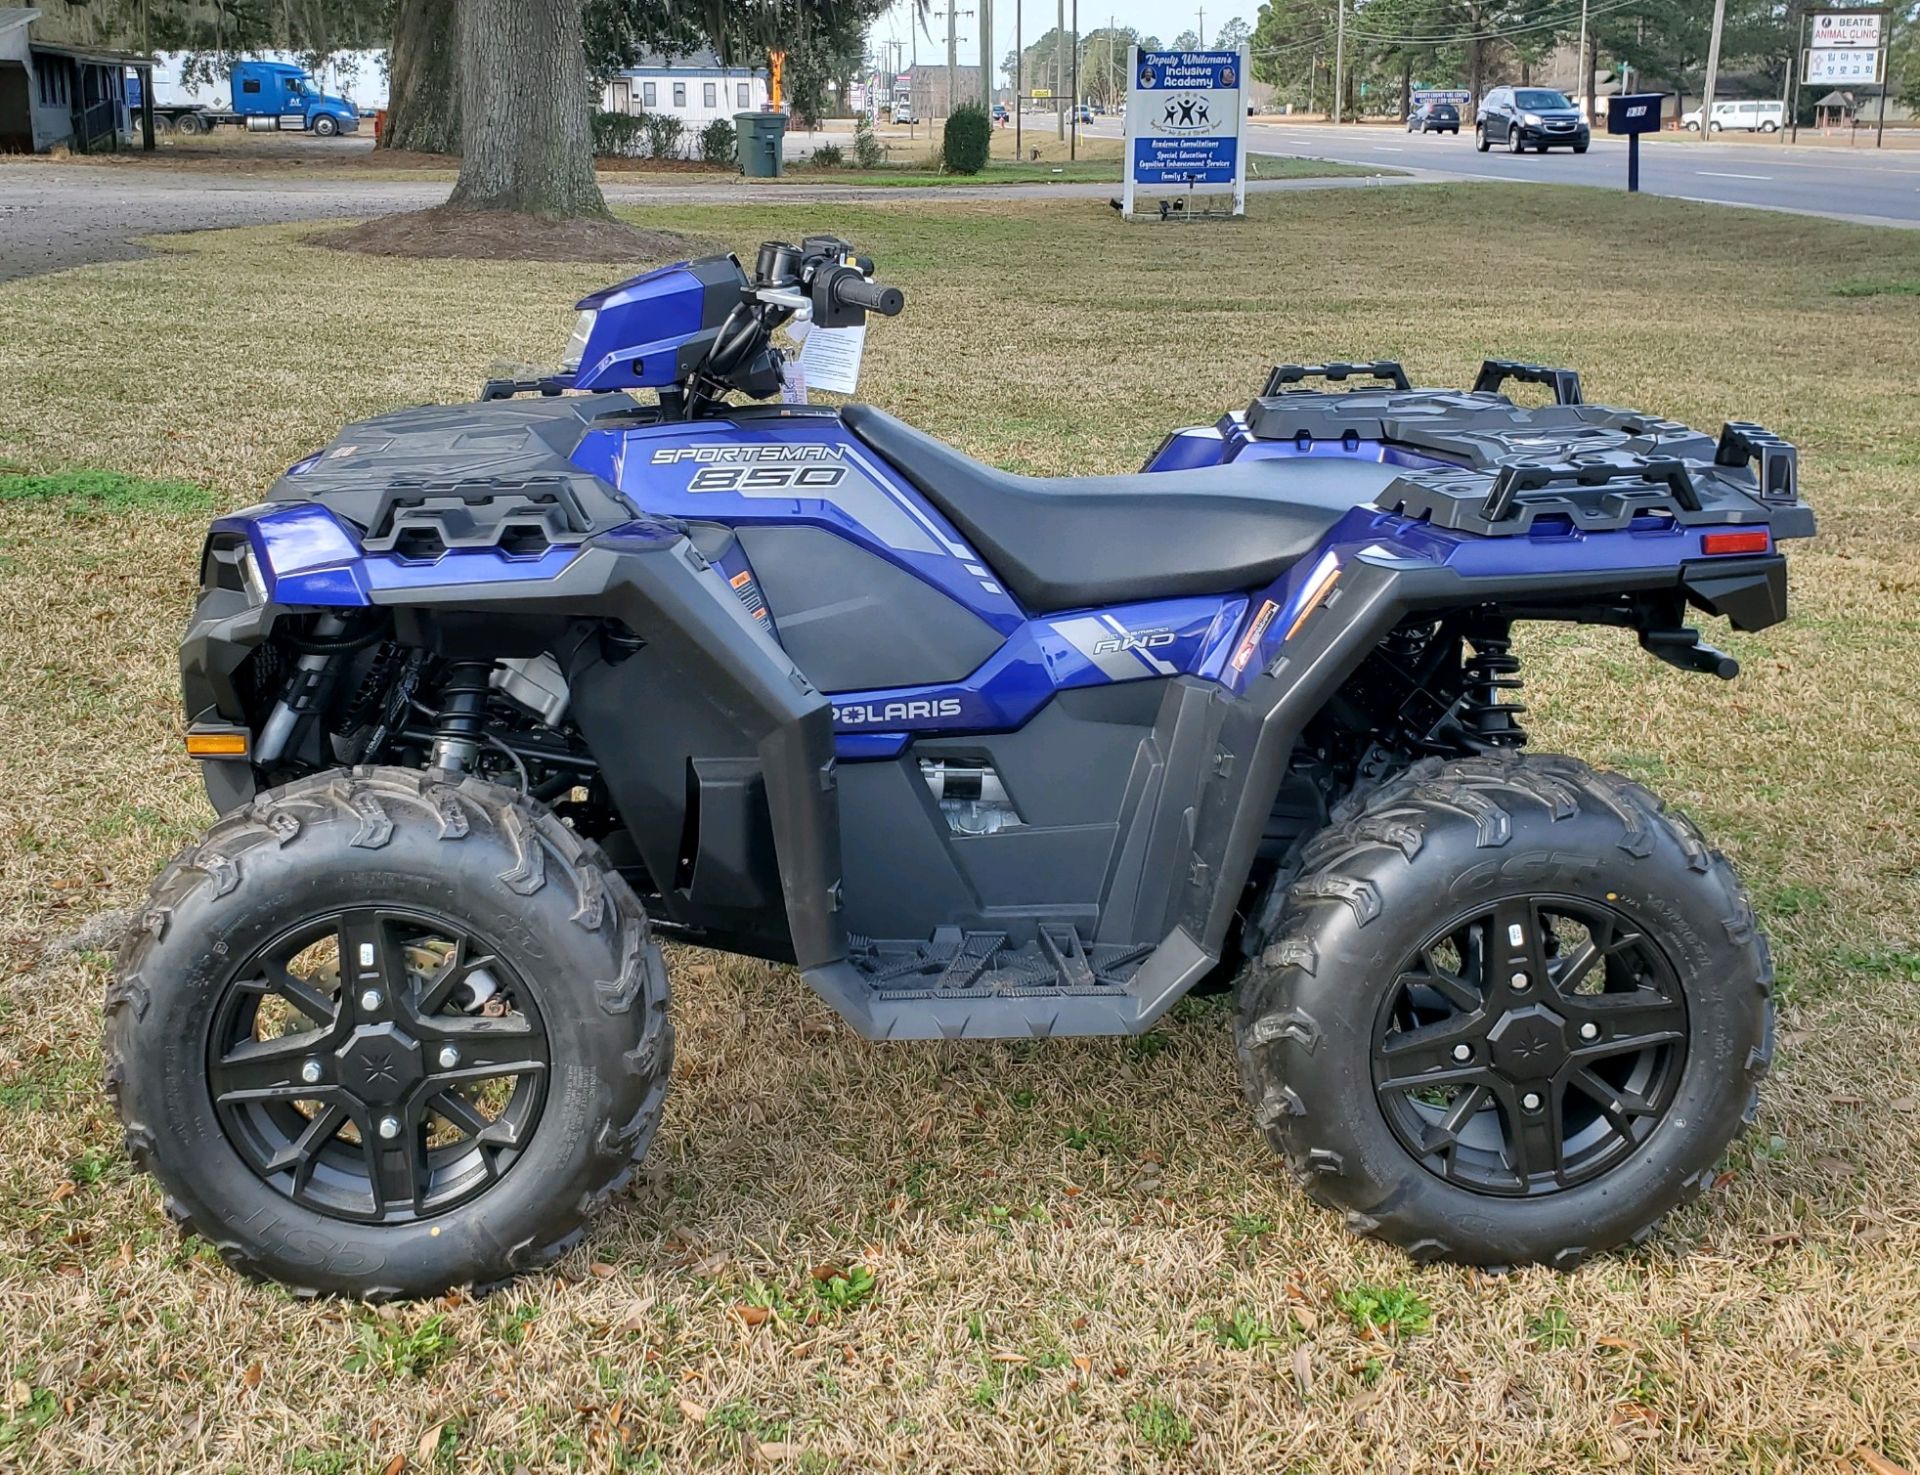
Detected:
left=1460, top=629, right=1528, bottom=749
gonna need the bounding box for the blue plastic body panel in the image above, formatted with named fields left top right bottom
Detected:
left=230, top=405, right=1786, bottom=762
left=564, top=265, right=716, bottom=391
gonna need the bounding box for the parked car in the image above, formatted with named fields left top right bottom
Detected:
left=1476, top=86, right=1589, bottom=154
left=991, top=104, right=1010, bottom=125
left=891, top=101, right=918, bottom=125
left=1407, top=100, right=1460, bottom=135
left=1682, top=99, right=1785, bottom=133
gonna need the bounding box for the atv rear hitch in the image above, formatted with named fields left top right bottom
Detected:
left=1639, top=625, right=1740, bottom=679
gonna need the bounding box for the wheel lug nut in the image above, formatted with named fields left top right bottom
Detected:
left=1510, top=972, right=1530, bottom=991
left=378, top=1115, right=402, bottom=1140
left=300, top=1059, right=323, bottom=1084
left=1452, top=1044, right=1473, bottom=1062
left=1579, top=1022, right=1600, bottom=1041
left=438, top=1046, right=460, bottom=1069
left=1521, top=1091, right=1543, bottom=1112
left=359, top=989, right=383, bottom=1012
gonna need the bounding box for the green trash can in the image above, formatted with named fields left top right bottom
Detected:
left=734, top=111, right=788, bottom=178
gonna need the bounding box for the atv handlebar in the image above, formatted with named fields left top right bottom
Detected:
left=832, top=274, right=905, bottom=317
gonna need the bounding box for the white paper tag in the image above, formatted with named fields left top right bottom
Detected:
left=797, top=321, right=867, bottom=395
left=779, top=320, right=810, bottom=404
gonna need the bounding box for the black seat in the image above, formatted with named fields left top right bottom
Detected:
left=841, top=405, right=1404, bottom=614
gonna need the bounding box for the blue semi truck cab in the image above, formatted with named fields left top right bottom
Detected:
left=126, top=59, right=360, bottom=137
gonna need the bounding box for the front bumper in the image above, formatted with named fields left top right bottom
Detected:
left=1520, top=124, right=1589, bottom=146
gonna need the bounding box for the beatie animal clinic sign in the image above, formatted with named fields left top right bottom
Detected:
left=1123, top=47, right=1249, bottom=218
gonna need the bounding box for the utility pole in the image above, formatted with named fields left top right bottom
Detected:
left=980, top=0, right=992, bottom=107
left=1197, top=8, right=1205, bottom=47
left=1788, top=8, right=1807, bottom=143
left=1056, top=0, right=1065, bottom=138
left=1577, top=0, right=1590, bottom=122
left=1015, top=0, right=1023, bottom=154
left=1070, top=0, right=1079, bottom=157
left=1699, top=0, right=1728, bottom=140
left=948, top=2, right=958, bottom=123
left=1333, top=0, right=1345, bottom=123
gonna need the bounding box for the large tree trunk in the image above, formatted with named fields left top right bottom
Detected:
left=449, top=0, right=609, bottom=218
left=381, top=0, right=461, bottom=153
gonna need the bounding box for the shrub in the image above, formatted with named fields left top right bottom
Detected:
left=943, top=103, right=992, bottom=173
left=699, top=117, right=737, bottom=165
left=852, top=113, right=885, bottom=168
left=811, top=142, right=845, bottom=167
left=590, top=109, right=646, bottom=158
left=640, top=112, right=685, bottom=160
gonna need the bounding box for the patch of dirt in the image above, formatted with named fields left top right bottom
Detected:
left=317, top=205, right=706, bottom=262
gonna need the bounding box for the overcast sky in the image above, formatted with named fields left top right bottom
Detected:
left=867, top=0, right=1251, bottom=82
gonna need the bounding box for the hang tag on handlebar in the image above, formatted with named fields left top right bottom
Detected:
left=798, top=320, right=867, bottom=395
left=781, top=322, right=810, bottom=405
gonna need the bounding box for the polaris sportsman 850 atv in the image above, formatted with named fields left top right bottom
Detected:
left=109, top=236, right=1812, bottom=1296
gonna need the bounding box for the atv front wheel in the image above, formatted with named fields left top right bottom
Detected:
left=105, top=767, right=672, bottom=1297
left=1234, top=753, right=1771, bottom=1269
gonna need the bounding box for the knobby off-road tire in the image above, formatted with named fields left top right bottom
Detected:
left=104, top=766, right=672, bottom=1298
left=1234, top=752, right=1773, bottom=1269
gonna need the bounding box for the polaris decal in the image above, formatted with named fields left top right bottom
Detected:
left=833, top=697, right=964, bottom=726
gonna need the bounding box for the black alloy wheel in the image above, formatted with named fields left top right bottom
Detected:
left=1371, top=895, right=1687, bottom=1197
left=208, top=907, right=551, bottom=1224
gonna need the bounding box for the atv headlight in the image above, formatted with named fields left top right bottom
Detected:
left=1523, top=112, right=1543, bottom=126
left=561, top=309, right=597, bottom=371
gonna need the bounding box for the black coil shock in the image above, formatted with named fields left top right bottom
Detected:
left=1460, top=627, right=1528, bottom=748
left=429, top=660, right=493, bottom=773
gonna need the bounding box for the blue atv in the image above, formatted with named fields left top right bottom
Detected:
left=109, top=236, right=1811, bottom=1296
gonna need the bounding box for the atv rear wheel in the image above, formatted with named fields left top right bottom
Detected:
left=1234, top=753, right=1772, bottom=1269
left=105, top=767, right=672, bottom=1298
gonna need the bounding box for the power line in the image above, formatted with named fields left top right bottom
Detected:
left=1247, top=0, right=1649, bottom=60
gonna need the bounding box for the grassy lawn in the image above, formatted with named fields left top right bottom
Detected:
left=1, top=184, right=1918, bottom=1473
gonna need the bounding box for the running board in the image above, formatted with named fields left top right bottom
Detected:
left=801, top=927, right=1214, bottom=1040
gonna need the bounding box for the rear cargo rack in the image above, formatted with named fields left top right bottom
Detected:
left=1378, top=450, right=1771, bottom=536
left=1471, top=358, right=1583, bottom=406
left=1714, top=421, right=1799, bottom=505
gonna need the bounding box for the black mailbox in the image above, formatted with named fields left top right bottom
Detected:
left=1605, top=93, right=1666, bottom=193
left=1607, top=93, right=1665, bottom=135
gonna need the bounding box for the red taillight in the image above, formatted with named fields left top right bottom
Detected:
left=1701, top=529, right=1770, bottom=556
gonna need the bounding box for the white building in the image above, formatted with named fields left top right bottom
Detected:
left=602, top=51, right=770, bottom=128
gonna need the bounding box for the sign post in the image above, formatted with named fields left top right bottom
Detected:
left=1122, top=46, right=1248, bottom=219
left=1606, top=93, right=1666, bottom=193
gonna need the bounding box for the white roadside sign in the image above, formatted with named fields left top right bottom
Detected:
left=1122, top=46, right=1248, bottom=219
left=1804, top=46, right=1886, bottom=84
left=1811, top=11, right=1884, bottom=47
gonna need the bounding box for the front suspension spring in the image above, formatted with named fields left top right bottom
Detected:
left=430, top=661, right=493, bottom=773
left=1460, top=631, right=1528, bottom=748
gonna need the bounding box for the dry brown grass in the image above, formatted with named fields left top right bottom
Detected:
left=0, top=186, right=1917, bottom=1474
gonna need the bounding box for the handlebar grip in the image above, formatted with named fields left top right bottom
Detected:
left=834, top=275, right=905, bottom=316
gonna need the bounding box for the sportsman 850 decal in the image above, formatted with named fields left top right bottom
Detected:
left=688, top=465, right=848, bottom=492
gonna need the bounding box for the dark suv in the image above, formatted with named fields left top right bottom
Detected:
left=1476, top=86, right=1590, bottom=154
left=1406, top=100, right=1460, bottom=135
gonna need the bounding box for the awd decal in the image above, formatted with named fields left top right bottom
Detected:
left=1092, top=628, right=1175, bottom=655
left=832, top=697, right=964, bottom=726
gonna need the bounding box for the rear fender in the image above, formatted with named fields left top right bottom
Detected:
left=1179, top=508, right=1788, bottom=955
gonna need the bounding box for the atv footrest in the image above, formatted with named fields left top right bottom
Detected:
left=849, top=927, right=1152, bottom=999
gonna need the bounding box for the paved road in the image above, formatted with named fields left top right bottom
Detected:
left=1085, top=117, right=1920, bottom=228
left=0, top=162, right=1414, bottom=283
